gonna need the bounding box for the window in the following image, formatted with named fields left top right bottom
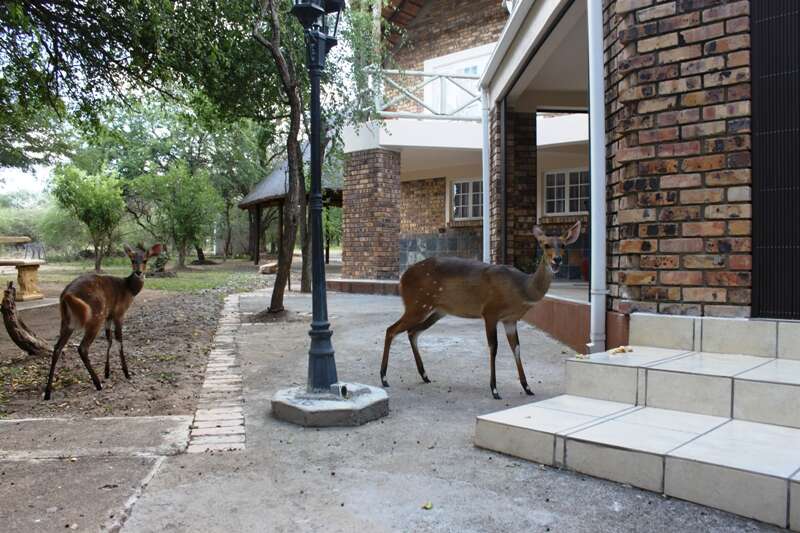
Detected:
left=544, top=169, right=589, bottom=215
left=423, top=43, right=495, bottom=118
left=452, top=179, right=482, bottom=220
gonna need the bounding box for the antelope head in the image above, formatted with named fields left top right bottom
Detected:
left=123, top=243, right=163, bottom=279
left=533, top=221, right=582, bottom=274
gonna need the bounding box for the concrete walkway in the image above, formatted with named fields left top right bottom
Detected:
left=116, top=291, right=775, bottom=533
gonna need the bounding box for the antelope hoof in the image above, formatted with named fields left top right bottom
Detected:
left=381, top=375, right=389, bottom=388
left=492, top=388, right=501, bottom=400
left=43, top=391, right=51, bottom=401
left=422, top=374, right=431, bottom=384
left=524, top=386, right=535, bottom=396
left=123, top=370, right=131, bottom=380
left=104, top=367, right=110, bottom=379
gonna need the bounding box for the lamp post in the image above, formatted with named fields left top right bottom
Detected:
left=271, top=0, right=387, bottom=427
left=291, top=0, right=344, bottom=393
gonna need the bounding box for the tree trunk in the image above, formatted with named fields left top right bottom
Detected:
left=223, top=203, right=232, bottom=262
left=94, top=243, right=102, bottom=272
left=178, top=245, right=187, bottom=268
left=195, top=245, right=206, bottom=262
left=1, top=282, right=50, bottom=358
left=248, top=208, right=256, bottom=261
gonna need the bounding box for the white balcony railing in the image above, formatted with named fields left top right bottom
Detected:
left=376, top=69, right=482, bottom=123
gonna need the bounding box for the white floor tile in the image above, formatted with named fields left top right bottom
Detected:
left=736, top=358, right=800, bottom=385
left=669, top=419, right=800, bottom=478
left=575, top=346, right=691, bottom=367
left=649, top=352, right=771, bottom=377
left=567, top=407, right=726, bottom=455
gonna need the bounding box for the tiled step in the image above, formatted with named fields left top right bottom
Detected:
left=566, top=346, right=800, bottom=428
left=476, top=396, right=800, bottom=529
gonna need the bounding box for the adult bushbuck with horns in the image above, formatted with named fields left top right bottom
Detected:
left=381, top=222, right=581, bottom=399
left=44, top=243, right=163, bottom=400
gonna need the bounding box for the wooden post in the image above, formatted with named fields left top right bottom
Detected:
left=254, top=205, right=262, bottom=265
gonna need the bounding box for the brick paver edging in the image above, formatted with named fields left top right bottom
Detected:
left=186, top=294, right=245, bottom=453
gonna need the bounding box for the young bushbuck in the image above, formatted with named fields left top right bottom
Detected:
left=44, top=244, right=163, bottom=400
left=381, top=222, right=581, bottom=399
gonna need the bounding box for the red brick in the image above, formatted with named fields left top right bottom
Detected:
left=727, top=50, right=750, bottom=68
left=680, top=88, right=725, bottom=107
left=638, top=96, right=678, bottom=114
left=703, top=1, right=749, bottom=23
left=681, top=154, right=726, bottom=171
left=727, top=151, right=751, bottom=168
left=639, top=32, right=679, bottom=52
left=659, top=12, right=701, bottom=32
left=683, top=287, right=727, bottom=302
left=702, top=101, right=750, bottom=120
left=728, top=220, right=751, bottom=235
left=683, top=254, right=726, bottom=269
left=704, top=135, right=751, bottom=153
left=619, top=271, right=658, bottom=285
left=706, top=169, right=751, bottom=185
left=638, top=64, right=680, bottom=82
left=683, top=221, right=726, bottom=236
left=729, top=254, right=752, bottom=270
left=659, top=44, right=702, bottom=64
left=728, top=288, right=752, bottom=304
left=617, top=145, right=656, bottom=162
left=658, top=140, right=702, bottom=157
left=639, top=126, right=680, bottom=144
left=640, top=255, right=680, bottom=269
left=706, top=238, right=751, bottom=253
left=704, top=67, right=750, bottom=87
left=680, top=188, right=724, bottom=204
left=705, top=204, right=751, bottom=219
left=639, top=159, right=679, bottom=175
left=660, top=238, right=704, bottom=253
left=619, top=239, right=658, bottom=254
left=639, top=2, right=677, bottom=22
left=704, top=35, right=750, bottom=55
left=660, top=173, right=702, bottom=189
left=659, top=206, right=702, bottom=221
left=657, top=108, right=700, bottom=127
left=726, top=16, right=749, bottom=34
left=680, top=22, right=724, bottom=43
left=706, top=271, right=751, bottom=287
left=617, top=0, right=653, bottom=13
left=658, top=76, right=702, bottom=95
left=727, top=186, right=751, bottom=202
left=681, top=55, right=725, bottom=75
left=660, top=271, right=703, bottom=285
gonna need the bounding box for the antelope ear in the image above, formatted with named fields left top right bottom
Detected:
left=533, top=226, right=547, bottom=241
left=123, top=244, right=135, bottom=258
left=147, top=243, right=163, bottom=258
left=562, top=221, right=582, bottom=245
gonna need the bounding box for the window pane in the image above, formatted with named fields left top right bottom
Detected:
left=472, top=205, right=481, bottom=218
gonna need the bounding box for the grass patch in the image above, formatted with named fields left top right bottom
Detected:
left=1, top=260, right=266, bottom=294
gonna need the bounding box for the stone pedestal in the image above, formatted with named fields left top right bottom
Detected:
left=16, top=263, right=44, bottom=301
left=271, top=383, right=389, bottom=427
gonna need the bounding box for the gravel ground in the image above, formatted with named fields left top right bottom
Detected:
left=0, top=270, right=271, bottom=418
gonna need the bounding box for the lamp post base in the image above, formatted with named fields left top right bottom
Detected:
left=271, top=383, right=389, bottom=427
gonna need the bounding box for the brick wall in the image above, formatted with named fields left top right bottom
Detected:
left=400, top=178, right=446, bottom=234
left=605, top=0, right=752, bottom=317
left=489, top=108, right=539, bottom=271
left=386, top=0, right=507, bottom=114
left=392, top=0, right=507, bottom=69
left=342, top=149, right=401, bottom=280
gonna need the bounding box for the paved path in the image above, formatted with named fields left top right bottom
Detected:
left=119, top=291, right=776, bottom=533
left=0, top=415, right=191, bottom=532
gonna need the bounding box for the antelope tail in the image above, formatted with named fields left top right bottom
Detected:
left=62, top=293, right=91, bottom=329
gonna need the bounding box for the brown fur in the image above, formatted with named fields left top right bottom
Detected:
left=381, top=222, right=581, bottom=399
left=43, top=244, right=162, bottom=400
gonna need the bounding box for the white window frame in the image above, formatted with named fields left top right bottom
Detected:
left=446, top=177, right=483, bottom=223
left=540, top=167, right=590, bottom=217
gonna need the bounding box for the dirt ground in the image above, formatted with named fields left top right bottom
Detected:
left=0, top=259, right=279, bottom=419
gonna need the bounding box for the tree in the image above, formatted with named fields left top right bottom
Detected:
left=131, top=163, right=222, bottom=268
left=51, top=166, right=125, bottom=271
left=0, top=1, right=168, bottom=168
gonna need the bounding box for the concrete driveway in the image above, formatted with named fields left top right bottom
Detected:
left=117, top=291, right=776, bottom=533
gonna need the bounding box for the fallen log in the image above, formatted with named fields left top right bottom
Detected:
left=1, top=281, right=50, bottom=358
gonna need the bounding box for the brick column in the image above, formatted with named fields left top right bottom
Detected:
left=342, top=148, right=401, bottom=280
left=489, top=107, right=538, bottom=271
left=604, top=0, right=752, bottom=317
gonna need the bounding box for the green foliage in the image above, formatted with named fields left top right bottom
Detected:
left=51, top=166, right=125, bottom=268
left=37, top=204, right=89, bottom=255
left=131, top=163, right=222, bottom=266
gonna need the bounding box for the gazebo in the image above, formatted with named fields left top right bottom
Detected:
left=238, top=144, right=342, bottom=265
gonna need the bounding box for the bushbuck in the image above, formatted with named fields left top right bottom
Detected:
left=381, top=222, right=581, bottom=399
left=44, top=243, right=163, bottom=400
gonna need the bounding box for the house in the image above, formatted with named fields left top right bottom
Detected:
left=341, top=0, right=800, bottom=529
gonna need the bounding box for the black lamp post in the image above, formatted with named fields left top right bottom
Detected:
left=291, top=0, right=344, bottom=393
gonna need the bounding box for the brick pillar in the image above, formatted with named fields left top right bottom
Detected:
left=488, top=107, right=538, bottom=270
left=342, top=148, right=401, bottom=279
left=604, top=0, right=752, bottom=317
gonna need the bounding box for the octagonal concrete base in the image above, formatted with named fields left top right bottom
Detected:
left=271, top=383, right=389, bottom=427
